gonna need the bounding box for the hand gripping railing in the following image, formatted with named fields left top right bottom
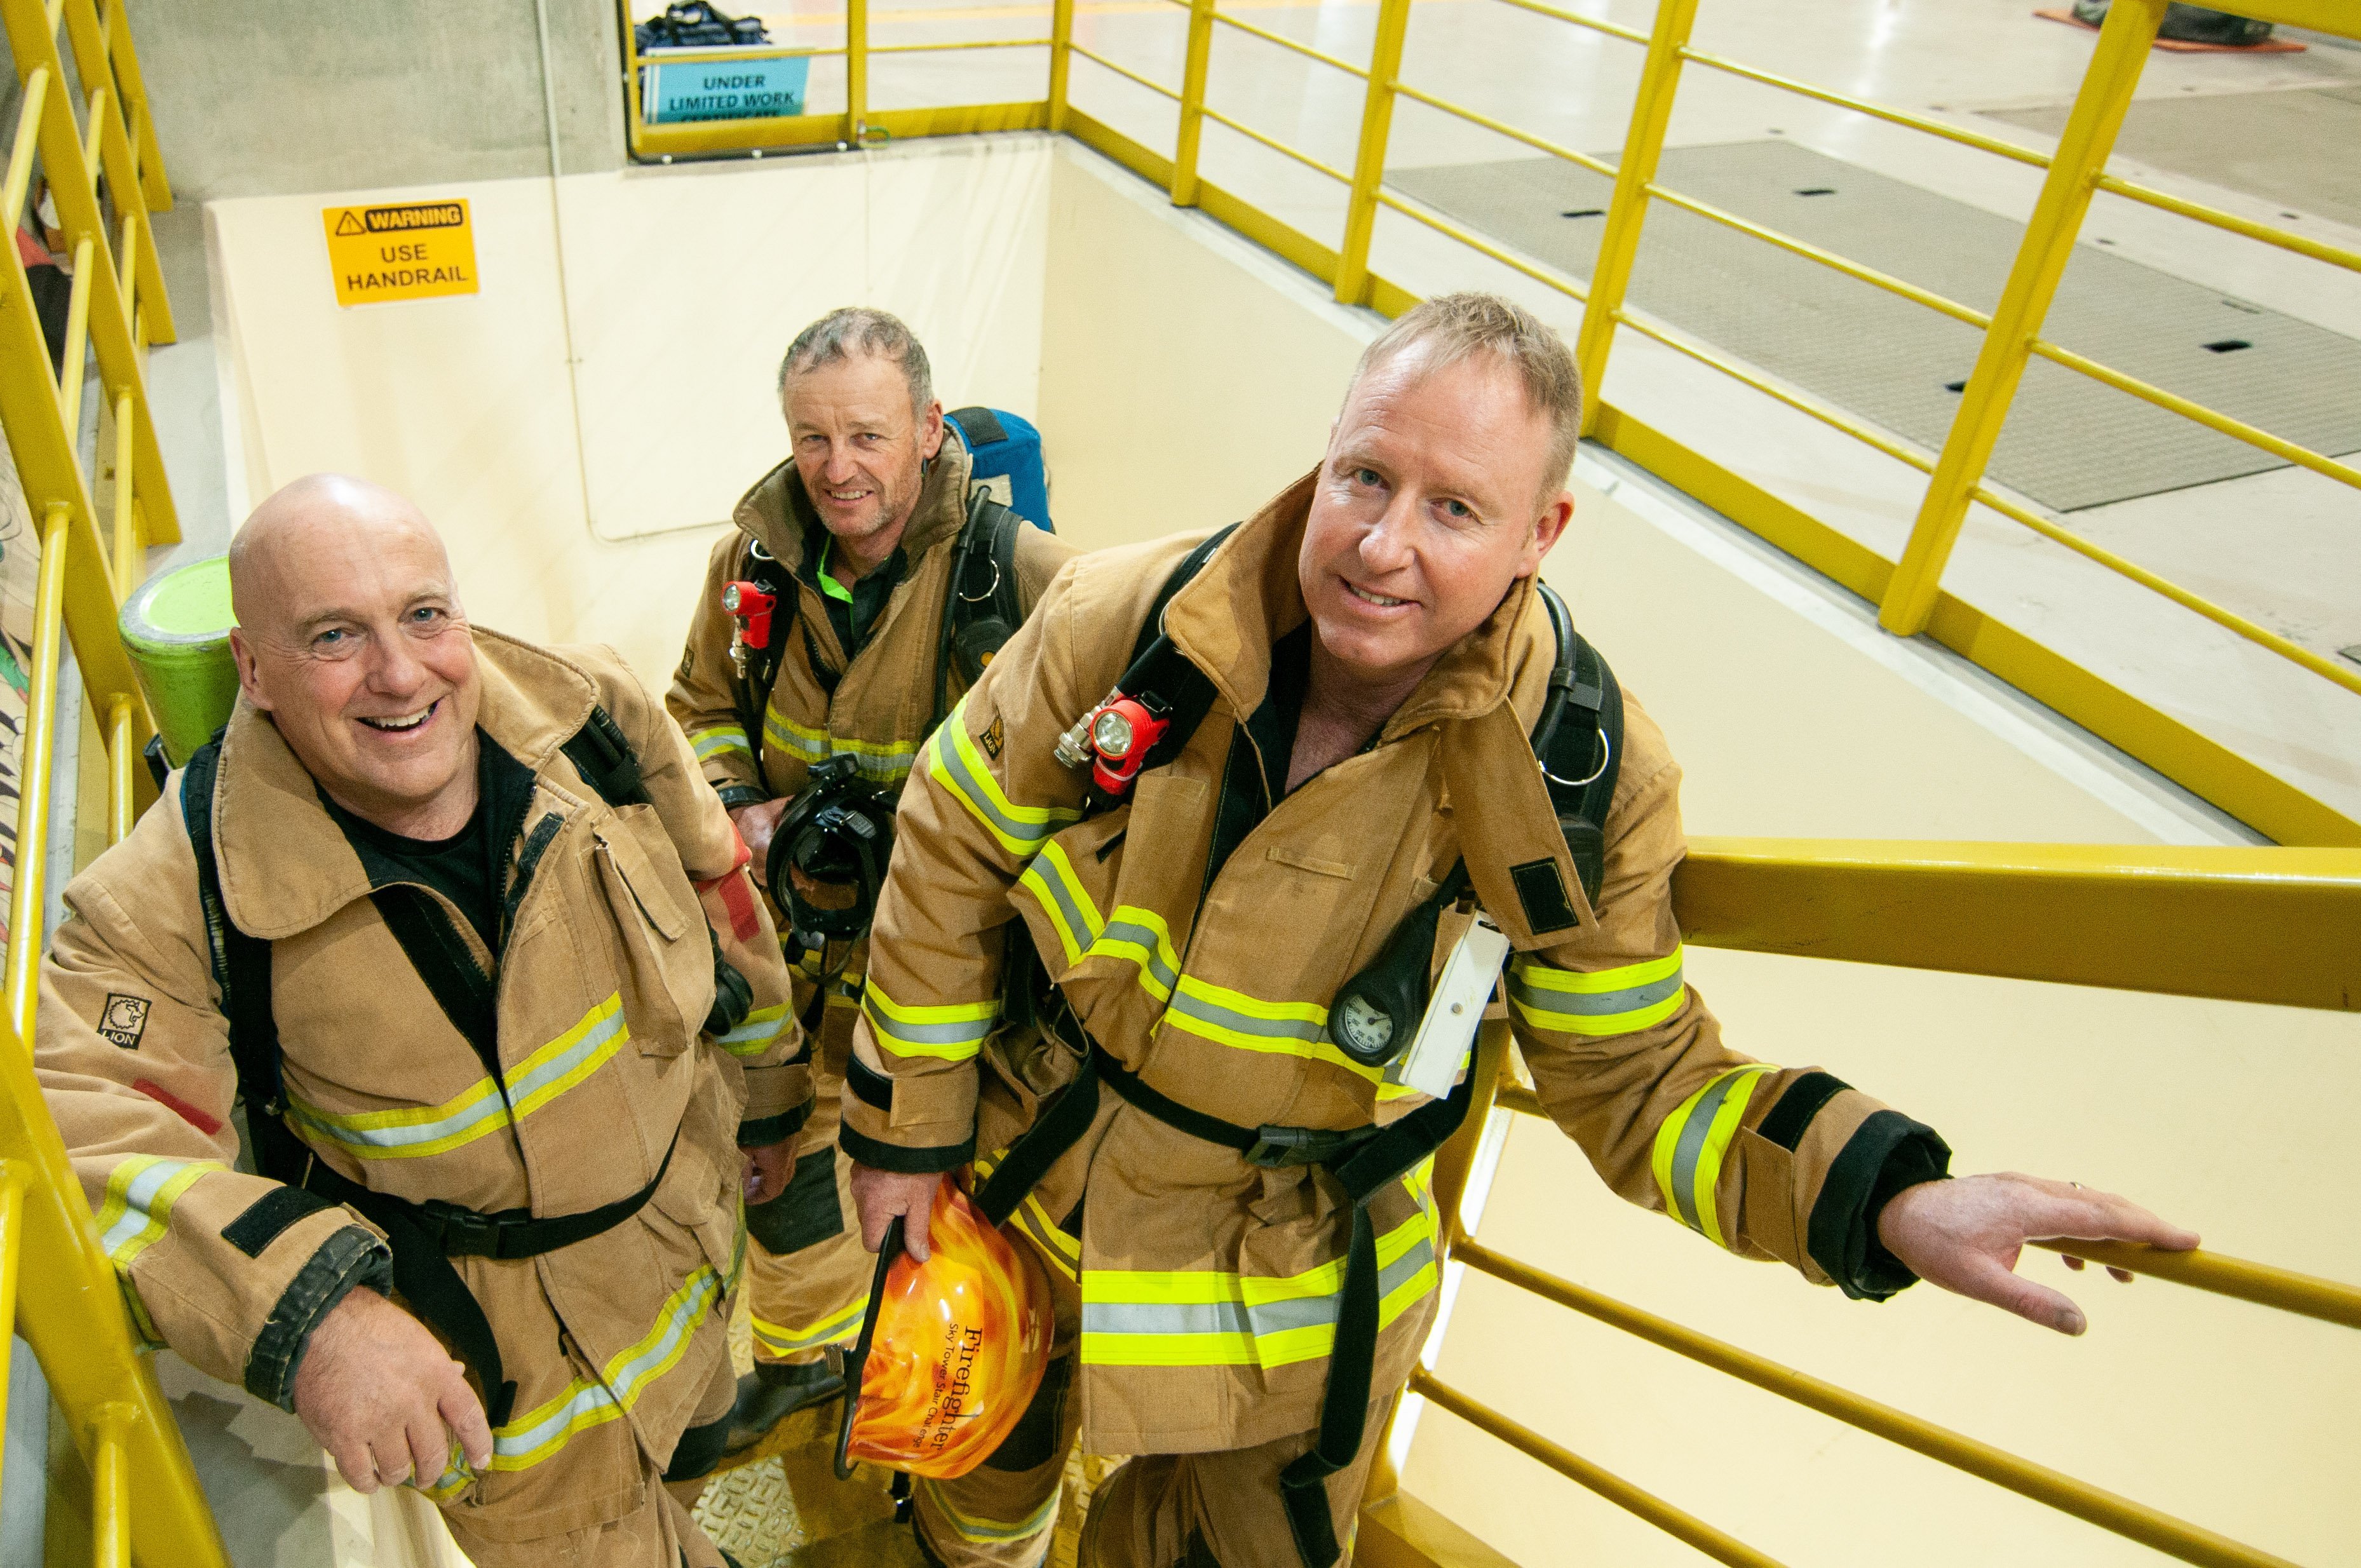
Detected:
left=0, top=1, right=214, bottom=1563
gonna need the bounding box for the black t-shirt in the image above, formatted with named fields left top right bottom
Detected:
left=323, top=740, right=508, bottom=954
left=799, top=517, right=907, bottom=661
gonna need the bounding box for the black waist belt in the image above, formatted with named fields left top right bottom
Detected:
left=973, top=1043, right=1475, bottom=1568
left=300, top=1127, right=679, bottom=1428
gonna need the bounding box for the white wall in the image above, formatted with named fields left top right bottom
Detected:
left=208, top=135, right=1050, bottom=687
left=204, top=135, right=2360, bottom=1567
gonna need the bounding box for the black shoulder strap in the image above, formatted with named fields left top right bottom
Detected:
left=1092, top=523, right=1241, bottom=802
left=1531, top=583, right=1624, bottom=906
left=559, top=703, right=653, bottom=808
left=733, top=536, right=794, bottom=769
left=937, top=488, right=1026, bottom=722
left=182, top=740, right=309, bottom=1184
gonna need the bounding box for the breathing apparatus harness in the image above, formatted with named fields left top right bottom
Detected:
left=182, top=707, right=759, bottom=1431
left=975, top=529, right=1623, bottom=1568
left=719, top=482, right=1029, bottom=983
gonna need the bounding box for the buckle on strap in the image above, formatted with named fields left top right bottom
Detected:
left=416, top=1200, right=524, bottom=1258
left=1243, top=1124, right=1378, bottom=1170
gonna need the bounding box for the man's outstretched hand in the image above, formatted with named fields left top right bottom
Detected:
left=293, top=1286, right=491, bottom=1492
left=849, top=1163, right=943, bottom=1262
left=1877, top=1173, right=2199, bottom=1335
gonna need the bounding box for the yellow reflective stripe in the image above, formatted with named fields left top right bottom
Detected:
left=1086, top=905, right=1180, bottom=1003
left=691, top=725, right=753, bottom=761
left=288, top=994, right=629, bottom=1159
left=919, top=1476, right=1063, bottom=1543
left=1080, top=1205, right=1438, bottom=1370
left=862, top=979, right=996, bottom=1062
left=977, top=1149, right=1082, bottom=1282
left=95, top=1157, right=229, bottom=1271
left=1508, top=947, right=1687, bottom=1037
left=1163, top=974, right=1390, bottom=1088
left=926, top=696, right=1080, bottom=856
left=715, top=1000, right=793, bottom=1057
left=427, top=1261, right=726, bottom=1494
left=763, top=706, right=921, bottom=784
left=1650, top=1064, right=1778, bottom=1249
left=753, top=1296, right=865, bottom=1356
left=1018, top=841, right=1104, bottom=968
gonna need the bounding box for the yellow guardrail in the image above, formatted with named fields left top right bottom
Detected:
left=1028, top=0, right=2361, bottom=849
left=0, top=1, right=215, bottom=1564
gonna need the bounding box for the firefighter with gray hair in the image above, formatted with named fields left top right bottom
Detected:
left=668, top=306, right=1073, bottom=1453
left=841, top=292, right=2199, bottom=1565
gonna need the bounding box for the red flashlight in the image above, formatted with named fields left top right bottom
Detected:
left=1086, top=696, right=1170, bottom=796
left=722, top=581, right=777, bottom=677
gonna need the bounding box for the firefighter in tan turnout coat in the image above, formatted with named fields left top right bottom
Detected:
left=842, top=295, right=2200, bottom=1567
left=34, top=477, right=806, bottom=1568
left=668, top=308, right=1071, bottom=1450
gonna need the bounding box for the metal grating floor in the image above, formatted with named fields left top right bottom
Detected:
left=1387, top=140, right=2361, bottom=511
left=1981, top=85, right=2361, bottom=233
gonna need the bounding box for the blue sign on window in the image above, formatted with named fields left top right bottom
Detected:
left=642, top=53, right=809, bottom=123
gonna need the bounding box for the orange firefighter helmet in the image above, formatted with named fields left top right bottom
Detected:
left=838, top=1175, right=1055, bottom=1479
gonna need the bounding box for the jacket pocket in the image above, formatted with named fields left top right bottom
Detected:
left=593, top=813, right=714, bottom=1060
left=647, top=1132, right=744, bottom=1285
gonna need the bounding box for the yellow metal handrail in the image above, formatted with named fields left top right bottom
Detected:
left=1449, top=1239, right=2299, bottom=1568
left=0, top=1, right=212, bottom=1563
left=1407, top=1367, right=1787, bottom=1568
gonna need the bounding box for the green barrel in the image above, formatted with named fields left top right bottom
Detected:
left=120, top=553, right=239, bottom=769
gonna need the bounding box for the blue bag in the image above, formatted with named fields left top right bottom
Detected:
left=946, top=407, right=1052, bottom=531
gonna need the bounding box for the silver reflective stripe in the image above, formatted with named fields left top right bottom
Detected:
left=1667, top=1072, right=1745, bottom=1232
left=863, top=1004, right=994, bottom=1048
left=1097, top=917, right=1179, bottom=994
left=934, top=724, right=1057, bottom=848
left=1243, top=1236, right=1438, bottom=1339
left=1167, top=983, right=1326, bottom=1044
left=1509, top=969, right=1686, bottom=1018
left=1079, top=1299, right=1252, bottom=1339
left=1027, top=856, right=1099, bottom=954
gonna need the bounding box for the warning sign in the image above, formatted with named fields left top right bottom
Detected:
left=321, top=199, right=478, bottom=307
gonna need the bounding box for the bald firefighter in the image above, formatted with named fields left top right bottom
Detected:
left=668, top=308, right=1072, bottom=1450
left=35, top=476, right=807, bottom=1567
left=841, top=294, right=2198, bottom=1567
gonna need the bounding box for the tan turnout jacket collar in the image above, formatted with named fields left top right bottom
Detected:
left=212, top=628, right=602, bottom=940
left=729, top=439, right=976, bottom=579
left=1160, top=472, right=1580, bottom=950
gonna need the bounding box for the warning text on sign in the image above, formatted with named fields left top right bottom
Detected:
left=322, top=199, right=479, bottom=307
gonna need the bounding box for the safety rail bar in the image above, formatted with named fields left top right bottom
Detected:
left=1445, top=1235, right=2301, bottom=1568
left=1391, top=826, right=2361, bottom=1565
left=0, top=1, right=210, bottom=1564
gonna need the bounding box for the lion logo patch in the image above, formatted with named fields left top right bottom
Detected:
left=100, top=994, right=151, bottom=1050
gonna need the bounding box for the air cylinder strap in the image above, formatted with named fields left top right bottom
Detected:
left=295, top=1129, right=678, bottom=1428
left=969, top=1039, right=1475, bottom=1568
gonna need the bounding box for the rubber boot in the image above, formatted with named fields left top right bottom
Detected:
left=723, top=1349, right=847, bottom=1454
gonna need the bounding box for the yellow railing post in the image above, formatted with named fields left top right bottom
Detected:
left=1570, top=0, right=1699, bottom=432
left=1048, top=0, right=1075, bottom=130
left=1170, top=0, right=1218, bottom=206
left=109, top=388, right=137, bottom=596
left=1334, top=0, right=1412, bottom=307
left=6, top=506, right=70, bottom=1044
left=848, top=0, right=870, bottom=142
left=1877, top=0, right=2163, bottom=637
left=0, top=1158, right=24, bottom=1502
left=90, top=1401, right=134, bottom=1568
